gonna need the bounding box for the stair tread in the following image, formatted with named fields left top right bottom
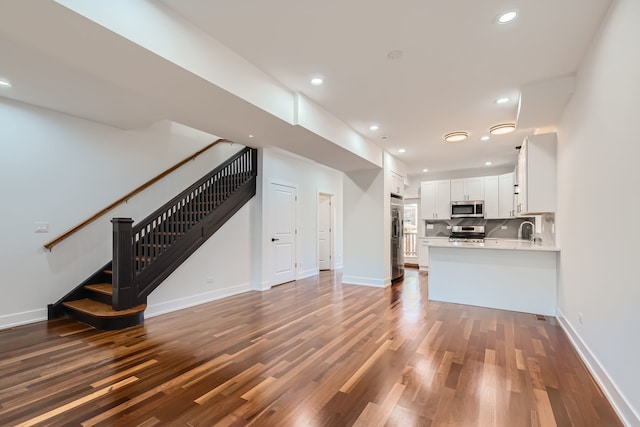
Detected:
left=63, top=299, right=146, bottom=318
left=85, top=283, right=112, bottom=296
left=104, top=270, right=112, bottom=275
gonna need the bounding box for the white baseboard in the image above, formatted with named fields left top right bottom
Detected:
left=297, top=268, right=318, bottom=280
left=556, top=308, right=639, bottom=427
left=342, top=275, right=387, bottom=288
left=252, top=281, right=271, bottom=291
left=146, top=282, right=252, bottom=318
left=0, top=308, right=47, bottom=331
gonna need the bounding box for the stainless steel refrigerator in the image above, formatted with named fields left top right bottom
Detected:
left=390, top=195, right=404, bottom=282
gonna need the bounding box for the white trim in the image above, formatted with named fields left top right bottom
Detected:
left=556, top=308, right=639, bottom=427
left=252, top=281, right=272, bottom=291
left=342, top=275, right=389, bottom=288
left=297, top=268, right=318, bottom=280
left=146, top=282, right=252, bottom=318
left=0, top=308, right=47, bottom=331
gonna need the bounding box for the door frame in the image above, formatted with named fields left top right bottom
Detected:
left=268, top=179, right=298, bottom=286
left=317, top=191, right=335, bottom=271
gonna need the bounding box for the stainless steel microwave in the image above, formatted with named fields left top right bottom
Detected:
left=451, top=200, right=485, bottom=218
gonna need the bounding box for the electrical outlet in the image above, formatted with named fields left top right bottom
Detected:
left=34, top=222, right=49, bottom=233
left=446, top=225, right=452, bottom=229
left=500, top=225, right=508, bottom=230
left=426, top=224, right=434, bottom=230
left=578, top=313, right=584, bottom=325
left=206, top=277, right=215, bottom=284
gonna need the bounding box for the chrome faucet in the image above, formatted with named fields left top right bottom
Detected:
left=518, top=221, right=535, bottom=241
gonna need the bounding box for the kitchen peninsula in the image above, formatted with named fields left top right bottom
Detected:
left=427, top=240, right=559, bottom=315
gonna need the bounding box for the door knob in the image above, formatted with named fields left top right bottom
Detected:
left=271, top=238, right=280, bottom=242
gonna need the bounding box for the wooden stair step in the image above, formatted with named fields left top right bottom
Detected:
left=85, top=283, right=112, bottom=296
left=63, top=299, right=146, bottom=318
left=104, top=270, right=112, bottom=275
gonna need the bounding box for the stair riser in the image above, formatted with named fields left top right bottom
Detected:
left=86, top=290, right=112, bottom=305
left=66, top=309, right=144, bottom=331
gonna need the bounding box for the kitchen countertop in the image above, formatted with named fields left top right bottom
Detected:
left=425, top=237, right=560, bottom=252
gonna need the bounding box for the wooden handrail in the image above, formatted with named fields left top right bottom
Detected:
left=44, top=138, right=233, bottom=251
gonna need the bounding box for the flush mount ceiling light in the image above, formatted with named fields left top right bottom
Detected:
left=310, top=77, right=324, bottom=86
left=398, top=148, right=406, bottom=153
left=444, top=131, right=468, bottom=142
left=495, top=97, right=510, bottom=104
left=0, top=78, right=11, bottom=88
left=485, top=161, right=493, bottom=166
left=422, top=168, right=429, bottom=172
left=489, top=123, right=516, bottom=135
left=369, top=125, right=379, bottom=131
left=496, top=10, right=518, bottom=24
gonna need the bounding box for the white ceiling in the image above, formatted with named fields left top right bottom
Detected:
left=0, top=0, right=612, bottom=177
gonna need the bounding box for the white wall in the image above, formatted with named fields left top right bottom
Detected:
left=259, top=148, right=344, bottom=286
left=147, top=200, right=255, bottom=317
left=343, top=168, right=386, bottom=286
left=556, top=0, right=640, bottom=424
left=0, top=98, right=249, bottom=328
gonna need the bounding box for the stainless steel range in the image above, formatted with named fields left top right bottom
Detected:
left=449, top=225, right=485, bottom=243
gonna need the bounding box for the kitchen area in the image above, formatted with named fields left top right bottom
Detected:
left=414, top=132, right=559, bottom=315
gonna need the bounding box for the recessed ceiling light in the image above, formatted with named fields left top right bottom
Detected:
left=485, top=161, right=492, bottom=166
left=495, top=97, right=510, bottom=104
left=369, top=125, right=379, bottom=131
left=444, top=131, right=468, bottom=142
left=398, top=148, right=406, bottom=153
left=496, top=10, right=518, bottom=24
left=0, top=79, right=11, bottom=88
left=481, top=135, right=491, bottom=141
left=248, top=134, right=254, bottom=138
left=489, top=123, right=516, bottom=135
left=310, top=77, right=324, bottom=86
left=422, top=168, right=429, bottom=172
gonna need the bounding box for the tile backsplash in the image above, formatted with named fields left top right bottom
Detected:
left=424, top=214, right=555, bottom=244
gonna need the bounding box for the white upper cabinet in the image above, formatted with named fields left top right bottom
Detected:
left=420, top=180, right=451, bottom=220
left=499, top=172, right=516, bottom=218
left=450, top=177, right=484, bottom=201
left=390, top=171, right=404, bottom=196
left=517, top=133, right=557, bottom=215
left=484, top=175, right=499, bottom=219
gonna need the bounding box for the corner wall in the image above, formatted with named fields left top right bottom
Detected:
left=556, top=0, right=640, bottom=424
left=343, top=168, right=386, bottom=286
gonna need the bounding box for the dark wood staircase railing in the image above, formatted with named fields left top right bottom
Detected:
left=48, top=147, right=258, bottom=329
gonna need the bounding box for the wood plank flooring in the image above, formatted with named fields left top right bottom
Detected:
left=0, top=268, right=622, bottom=426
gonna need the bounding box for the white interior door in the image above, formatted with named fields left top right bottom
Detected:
left=318, top=194, right=332, bottom=270
left=270, top=182, right=297, bottom=285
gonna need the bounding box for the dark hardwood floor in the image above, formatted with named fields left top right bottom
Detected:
left=0, top=268, right=622, bottom=426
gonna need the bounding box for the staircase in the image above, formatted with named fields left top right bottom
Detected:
left=48, top=147, right=257, bottom=330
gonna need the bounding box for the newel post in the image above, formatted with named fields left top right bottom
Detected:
left=111, top=218, right=135, bottom=310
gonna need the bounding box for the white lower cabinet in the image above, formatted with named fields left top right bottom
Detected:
left=418, top=239, right=429, bottom=269
left=418, top=237, right=449, bottom=270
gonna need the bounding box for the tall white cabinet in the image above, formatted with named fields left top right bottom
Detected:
left=483, top=175, right=499, bottom=219
left=517, top=133, right=557, bottom=215
left=420, top=180, right=451, bottom=220
left=498, top=173, right=516, bottom=218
